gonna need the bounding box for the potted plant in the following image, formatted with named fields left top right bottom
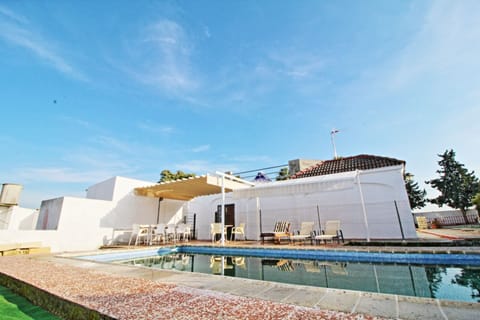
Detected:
left=430, top=218, right=441, bottom=229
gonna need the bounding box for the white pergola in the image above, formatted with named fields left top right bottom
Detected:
left=134, top=172, right=254, bottom=245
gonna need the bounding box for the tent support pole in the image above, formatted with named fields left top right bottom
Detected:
left=156, top=197, right=163, bottom=224
left=394, top=200, right=405, bottom=240
left=316, top=205, right=322, bottom=235
left=258, top=197, right=262, bottom=234
left=356, top=170, right=370, bottom=242
left=221, top=174, right=225, bottom=246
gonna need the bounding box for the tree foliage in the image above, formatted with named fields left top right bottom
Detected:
left=425, top=149, right=480, bottom=224
left=405, top=172, right=427, bottom=210
left=276, top=167, right=290, bottom=181
left=452, top=268, right=480, bottom=302
left=159, top=170, right=196, bottom=183
left=473, top=192, right=480, bottom=215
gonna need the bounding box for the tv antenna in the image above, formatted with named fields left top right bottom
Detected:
left=330, top=128, right=340, bottom=159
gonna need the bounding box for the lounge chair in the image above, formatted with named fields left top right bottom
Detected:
left=276, top=259, right=295, bottom=272
left=230, top=223, right=245, bottom=241
left=260, top=221, right=291, bottom=244
left=314, top=220, right=344, bottom=244
left=289, top=221, right=314, bottom=245
left=273, top=221, right=291, bottom=244
left=316, top=261, right=348, bottom=275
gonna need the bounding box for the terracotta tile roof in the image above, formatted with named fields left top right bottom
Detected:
left=291, top=154, right=405, bottom=179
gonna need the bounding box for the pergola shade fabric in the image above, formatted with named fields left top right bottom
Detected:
left=134, top=174, right=251, bottom=201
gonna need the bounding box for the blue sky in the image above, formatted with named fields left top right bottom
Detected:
left=1, top=0, right=479, bottom=209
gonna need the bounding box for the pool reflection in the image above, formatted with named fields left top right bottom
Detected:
left=121, top=254, right=480, bottom=303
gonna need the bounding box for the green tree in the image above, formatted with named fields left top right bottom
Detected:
left=276, top=167, right=290, bottom=181
left=473, top=192, right=480, bottom=216
left=426, top=149, right=480, bottom=224
left=405, top=172, right=427, bottom=210
left=159, top=170, right=196, bottom=183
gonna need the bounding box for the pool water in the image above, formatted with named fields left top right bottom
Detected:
left=117, top=252, right=480, bottom=303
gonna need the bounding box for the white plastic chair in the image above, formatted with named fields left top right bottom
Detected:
left=210, top=223, right=225, bottom=242
left=176, top=223, right=191, bottom=242
left=128, top=224, right=149, bottom=245
left=165, top=224, right=176, bottom=243
left=151, top=223, right=166, bottom=244
left=230, top=223, right=246, bottom=241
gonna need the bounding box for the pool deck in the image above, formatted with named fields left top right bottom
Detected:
left=1, top=230, right=480, bottom=319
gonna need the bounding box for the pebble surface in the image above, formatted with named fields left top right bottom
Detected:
left=0, top=255, right=390, bottom=319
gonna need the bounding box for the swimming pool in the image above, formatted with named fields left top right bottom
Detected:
left=79, top=246, right=480, bottom=303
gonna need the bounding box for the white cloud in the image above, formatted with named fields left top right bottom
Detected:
left=15, top=167, right=114, bottom=184
left=374, top=1, right=480, bottom=92
left=173, top=160, right=213, bottom=174
left=125, top=19, right=197, bottom=94
left=267, top=50, right=326, bottom=80
left=192, top=144, right=210, bottom=153
left=58, top=115, right=92, bottom=129
left=0, top=5, right=27, bottom=24
left=137, top=121, right=174, bottom=134
left=226, top=155, right=274, bottom=164
left=89, top=135, right=132, bottom=153
left=203, top=25, right=211, bottom=38
left=0, top=6, right=88, bottom=81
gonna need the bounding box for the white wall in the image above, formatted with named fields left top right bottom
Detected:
left=1, top=176, right=164, bottom=252
left=0, top=230, right=59, bottom=249
left=0, top=167, right=417, bottom=252
left=86, top=176, right=116, bottom=201
left=189, top=166, right=416, bottom=241
left=96, top=176, right=161, bottom=229
left=0, top=206, right=10, bottom=229
left=6, top=206, right=38, bottom=230
left=36, top=198, right=63, bottom=230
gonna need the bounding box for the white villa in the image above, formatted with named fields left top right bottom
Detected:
left=0, top=154, right=417, bottom=253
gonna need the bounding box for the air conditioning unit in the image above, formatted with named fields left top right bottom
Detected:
left=0, top=183, right=23, bottom=207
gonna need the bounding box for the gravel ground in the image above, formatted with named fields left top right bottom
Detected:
left=0, top=255, right=390, bottom=320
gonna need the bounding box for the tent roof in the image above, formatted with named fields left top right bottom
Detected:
left=134, top=174, right=252, bottom=201
left=233, top=170, right=357, bottom=199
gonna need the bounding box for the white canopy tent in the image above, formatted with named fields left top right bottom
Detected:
left=232, top=170, right=372, bottom=241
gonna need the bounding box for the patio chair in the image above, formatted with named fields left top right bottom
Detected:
left=276, top=259, right=294, bottom=272
left=314, top=220, right=344, bottom=244
left=260, top=221, right=290, bottom=243
left=176, top=223, right=191, bottom=242
left=289, top=221, right=314, bottom=245
left=230, top=223, right=246, bottom=241
left=165, top=224, right=176, bottom=243
left=151, top=223, right=166, bottom=244
left=210, top=223, right=226, bottom=242
left=232, top=256, right=246, bottom=269
left=128, top=224, right=149, bottom=245
left=330, top=262, right=348, bottom=275
left=273, top=221, right=291, bottom=244
left=209, top=256, right=233, bottom=274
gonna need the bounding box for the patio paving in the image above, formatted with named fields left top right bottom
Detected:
left=1, top=229, right=480, bottom=319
